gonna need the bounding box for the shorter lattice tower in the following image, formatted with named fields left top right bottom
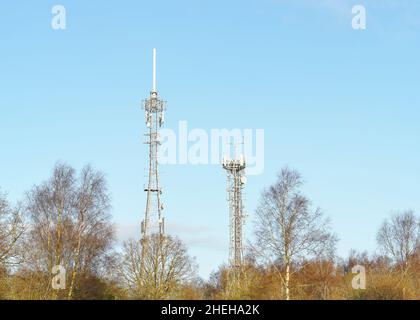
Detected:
left=222, top=146, right=246, bottom=290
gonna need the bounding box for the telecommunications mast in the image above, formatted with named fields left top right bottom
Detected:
left=222, top=142, right=246, bottom=289
left=141, top=48, right=166, bottom=241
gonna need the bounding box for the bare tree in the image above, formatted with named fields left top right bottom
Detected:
left=0, top=191, right=25, bottom=269
left=377, top=210, right=419, bottom=268
left=23, top=163, right=115, bottom=299
left=120, top=234, right=197, bottom=299
left=252, top=167, right=337, bottom=300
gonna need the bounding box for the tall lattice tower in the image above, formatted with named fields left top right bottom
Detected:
left=141, top=48, right=166, bottom=240
left=222, top=148, right=246, bottom=288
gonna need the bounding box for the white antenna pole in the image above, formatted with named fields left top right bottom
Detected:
left=152, top=48, right=157, bottom=93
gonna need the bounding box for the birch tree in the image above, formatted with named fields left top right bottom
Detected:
left=24, top=163, right=115, bottom=299
left=252, top=167, right=337, bottom=300
left=377, top=210, right=419, bottom=268
left=120, top=234, right=197, bottom=299
left=0, top=191, right=25, bottom=269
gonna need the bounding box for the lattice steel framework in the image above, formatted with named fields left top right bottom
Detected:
left=141, top=48, right=166, bottom=240
left=222, top=155, right=246, bottom=274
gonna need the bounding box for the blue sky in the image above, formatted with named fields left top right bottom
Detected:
left=1, top=0, right=419, bottom=279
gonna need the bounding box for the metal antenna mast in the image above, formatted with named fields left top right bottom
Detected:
left=222, top=141, right=246, bottom=289
left=141, top=48, right=166, bottom=240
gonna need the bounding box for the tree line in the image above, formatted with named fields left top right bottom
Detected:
left=0, top=163, right=418, bottom=299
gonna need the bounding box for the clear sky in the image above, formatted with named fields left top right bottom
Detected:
left=1, top=0, right=419, bottom=279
